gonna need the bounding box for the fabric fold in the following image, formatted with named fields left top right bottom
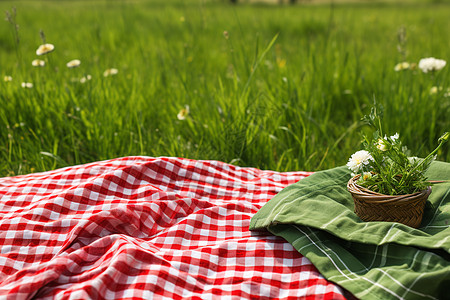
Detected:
left=0, top=156, right=347, bottom=299
left=250, top=161, right=450, bottom=300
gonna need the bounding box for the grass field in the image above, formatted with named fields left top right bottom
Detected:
left=0, top=0, right=449, bottom=176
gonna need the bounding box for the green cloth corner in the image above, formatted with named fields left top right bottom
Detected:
left=250, top=161, right=450, bottom=300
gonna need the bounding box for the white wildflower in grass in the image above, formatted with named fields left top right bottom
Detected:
left=394, top=62, right=410, bottom=71
left=346, top=150, right=373, bottom=173
left=376, top=139, right=388, bottom=151
left=36, top=43, right=55, bottom=55
left=21, top=82, right=33, bottom=89
left=32, top=59, right=45, bottom=67
left=418, top=57, right=446, bottom=73
left=445, top=88, right=450, bottom=98
left=66, top=59, right=81, bottom=68
left=376, top=133, right=398, bottom=151
left=408, top=156, right=419, bottom=164
left=390, top=133, right=399, bottom=141
left=429, top=86, right=443, bottom=95
left=103, top=68, right=118, bottom=77
left=4, top=75, right=12, bottom=82
left=362, top=172, right=372, bottom=181
left=177, top=105, right=190, bottom=120
left=80, top=75, right=92, bottom=83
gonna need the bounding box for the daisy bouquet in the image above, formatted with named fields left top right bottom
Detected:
left=347, top=105, right=448, bottom=196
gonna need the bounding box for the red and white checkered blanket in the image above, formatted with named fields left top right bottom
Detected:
left=0, top=156, right=348, bottom=299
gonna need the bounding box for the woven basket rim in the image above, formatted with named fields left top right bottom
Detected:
left=347, top=174, right=431, bottom=204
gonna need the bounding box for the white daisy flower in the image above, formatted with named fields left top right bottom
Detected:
left=80, top=74, right=92, bottom=83
left=394, top=62, right=410, bottom=71
left=36, top=43, right=55, bottom=55
left=429, top=86, right=443, bottom=95
left=347, top=150, right=373, bottom=173
left=177, top=105, right=190, bottom=120
left=32, top=59, right=45, bottom=67
left=103, top=68, right=118, bottom=77
left=418, top=57, right=446, bottom=73
left=376, top=139, right=388, bottom=151
left=66, top=59, right=81, bottom=68
left=4, top=75, right=12, bottom=82
left=21, top=82, right=33, bottom=88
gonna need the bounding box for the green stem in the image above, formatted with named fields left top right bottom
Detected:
left=412, top=140, right=444, bottom=173
left=400, top=138, right=446, bottom=187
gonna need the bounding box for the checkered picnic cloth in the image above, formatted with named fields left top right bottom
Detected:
left=0, top=156, right=348, bottom=299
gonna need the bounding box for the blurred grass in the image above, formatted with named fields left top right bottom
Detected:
left=0, top=0, right=449, bottom=176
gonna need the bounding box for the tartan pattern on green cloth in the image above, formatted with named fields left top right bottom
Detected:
left=250, top=161, right=450, bottom=300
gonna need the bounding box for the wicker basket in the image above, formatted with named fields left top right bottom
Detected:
left=347, top=174, right=432, bottom=228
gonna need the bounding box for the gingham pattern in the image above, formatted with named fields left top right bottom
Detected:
left=0, top=156, right=348, bottom=299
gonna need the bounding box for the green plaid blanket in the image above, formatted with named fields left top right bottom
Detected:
left=250, top=161, right=450, bottom=300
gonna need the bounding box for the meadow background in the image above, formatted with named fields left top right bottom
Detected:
left=0, top=0, right=449, bottom=177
